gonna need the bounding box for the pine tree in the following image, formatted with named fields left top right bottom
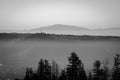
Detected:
left=51, top=59, right=60, bottom=80
left=102, top=65, right=109, bottom=80
left=37, top=59, right=44, bottom=80
left=32, top=72, right=38, bottom=80
left=79, top=63, right=87, bottom=80
left=44, top=60, right=52, bottom=80
left=93, top=60, right=101, bottom=80
left=112, top=54, right=120, bottom=80
left=66, top=52, right=87, bottom=80
left=24, top=67, right=33, bottom=80
left=88, top=71, right=93, bottom=80
left=93, top=60, right=105, bottom=80
left=36, top=59, right=52, bottom=80
left=59, top=70, right=67, bottom=80
left=102, top=59, right=110, bottom=80
left=51, top=59, right=60, bottom=77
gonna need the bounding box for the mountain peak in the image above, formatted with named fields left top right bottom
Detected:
left=33, top=24, right=88, bottom=31
left=28, top=24, right=120, bottom=36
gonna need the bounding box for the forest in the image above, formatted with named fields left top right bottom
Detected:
left=0, top=33, right=120, bottom=41
left=15, top=52, right=120, bottom=80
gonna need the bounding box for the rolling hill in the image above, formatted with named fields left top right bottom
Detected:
left=0, top=24, right=120, bottom=36
left=28, top=24, right=120, bottom=36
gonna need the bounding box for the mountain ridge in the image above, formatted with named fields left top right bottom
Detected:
left=28, top=24, right=120, bottom=36
left=0, top=24, right=120, bottom=36
left=31, top=24, right=120, bottom=30
left=31, top=24, right=88, bottom=31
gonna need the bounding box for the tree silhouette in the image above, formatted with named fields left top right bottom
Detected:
left=51, top=59, right=60, bottom=79
left=102, top=59, right=110, bottom=80
left=24, top=67, right=33, bottom=80
left=14, top=53, right=120, bottom=80
left=59, top=70, right=67, bottom=80
left=88, top=71, right=93, bottom=80
left=93, top=60, right=107, bottom=80
left=37, top=59, right=52, bottom=80
left=44, top=60, right=52, bottom=80
left=93, top=60, right=101, bottom=80
left=66, top=52, right=87, bottom=80
left=37, top=59, right=45, bottom=80
left=112, top=54, right=120, bottom=80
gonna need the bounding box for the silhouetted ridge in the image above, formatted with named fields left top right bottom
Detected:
left=32, top=24, right=88, bottom=31
left=0, top=33, right=120, bottom=41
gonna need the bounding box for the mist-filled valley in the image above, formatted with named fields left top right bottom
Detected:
left=1, top=0, right=120, bottom=79
left=0, top=40, right=120, bottom=68
left=0, top=35, right=120, bottom=80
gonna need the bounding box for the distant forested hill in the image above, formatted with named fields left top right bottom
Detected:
left=0, top=33, right=120, bottom=41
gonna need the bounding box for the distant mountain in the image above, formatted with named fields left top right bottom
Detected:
left=27, top=24, right=120, bottom=36
left=30, top=24, right=88, bottom=32
left=1, top=24, right=120, bottom=36
left=26, top=24, right=89, bottom=35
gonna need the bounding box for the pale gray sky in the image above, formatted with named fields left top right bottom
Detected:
left=0, top=0, right=120, bottom=30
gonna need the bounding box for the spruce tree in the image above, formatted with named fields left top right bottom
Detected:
left=102, top=59, right=110, bottom=80
left=24, top=67, right=33, bottom=80
left=51, top=59, right=60, bottom=79
left=37, top=59, right=44, bottom=80
left=66, top=52, right=87, bottom=80
left=88, top=71, right=93, bottom=80
left=93, top=60, right=105, bottom=80
left=44, top=60, right=52, bottom=80
left=93, top=60, right=100, bottom=80
left=36, top=59, right=52, bottom=80
left=112, top=54, right=120, bottom=80
left=59, top=70, right=67, bottom=80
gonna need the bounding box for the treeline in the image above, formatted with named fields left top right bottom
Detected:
left=15, top=52, right=120, bottom=80
left=0, top=33, right=120, bottom=40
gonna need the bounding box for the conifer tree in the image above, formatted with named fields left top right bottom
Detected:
left=44, top=60, right=52, bottom=80
left=93, top=60, right=100, bottom=80
left=59, top=70, right=67, bottom=80
left=102, top=59, right=110, bottom=80
left=51, top=59, right=60, bottom=78
left=112, top=54, right=120, bottom=80
left=36, top=59, right=52, bottom=80
left=24, top=67, right=33, bottom=80
left=37, top=59, right=44, bottom=80
left=88, top=71, right=93, bottom=80
left=66, top=52, right=87, bottom=80
left=93, top=60, right=105, bottom=80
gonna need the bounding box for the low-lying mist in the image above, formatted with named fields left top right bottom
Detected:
left=0, top=39, right=120, bottom=71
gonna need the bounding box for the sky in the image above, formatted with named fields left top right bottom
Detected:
left=0, top=0, right=120, bottom=30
